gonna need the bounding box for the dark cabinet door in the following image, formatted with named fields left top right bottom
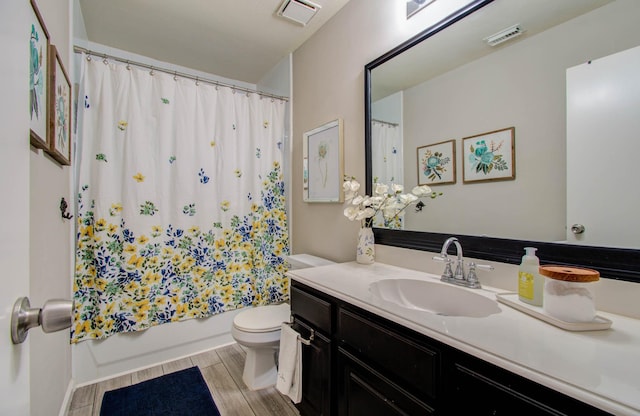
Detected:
left=451, top=360, right=612, bottom=416
left=294, top=319, right=332, bottom=416
left=338, top=349, right=435, bottom=416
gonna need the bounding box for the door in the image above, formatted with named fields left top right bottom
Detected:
left=566, top=45, right=640, bottom=248
left=1, top=2, right=33, bottom=414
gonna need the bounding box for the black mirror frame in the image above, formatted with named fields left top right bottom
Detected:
left=364, top=0, right=640, bottom=283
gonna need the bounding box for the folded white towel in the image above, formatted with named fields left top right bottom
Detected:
left=276, top=323, right=302, bottom=403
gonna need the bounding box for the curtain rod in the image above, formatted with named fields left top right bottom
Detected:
left=73, top=46, right=289, bottom=102
left=372, top=119, right=399, bottom=127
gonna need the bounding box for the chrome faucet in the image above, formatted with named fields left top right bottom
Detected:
left=433, top=237, right=493, bottom=289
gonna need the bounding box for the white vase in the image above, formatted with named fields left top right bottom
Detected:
left=356, top=227, right=375, bottom=265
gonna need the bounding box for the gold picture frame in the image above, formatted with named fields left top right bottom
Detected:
left=462, top=127, right=515, bottom=184
left=303, top=119, right=344, bottom=203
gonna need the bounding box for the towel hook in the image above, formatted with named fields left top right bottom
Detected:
left=60, top=197, right=73, bottom=220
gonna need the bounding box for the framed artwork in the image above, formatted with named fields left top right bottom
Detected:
left=462, top=127, right=515, bottom=184
left=417, top=139, right=456, bottom=185
left=46, top=45, right=72, bottom=165
left=303, top=119, right=344, bottom=203
left=29, top=0, right=50, bottom=149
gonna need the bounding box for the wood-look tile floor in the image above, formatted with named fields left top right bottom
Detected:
left=67, top=343, right=300, bottom=416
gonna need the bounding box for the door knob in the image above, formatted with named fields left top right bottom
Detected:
left=571, top=224, right=586, bottom=235
left=10, top=297, right=73, bottom=344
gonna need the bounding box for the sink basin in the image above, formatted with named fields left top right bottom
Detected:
left=369, top=279, right=501, bottom=318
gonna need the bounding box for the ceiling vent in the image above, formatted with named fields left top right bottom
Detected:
left=276, top=0, right=321, bottom=26
left=484, top=24, right=525, bottom=47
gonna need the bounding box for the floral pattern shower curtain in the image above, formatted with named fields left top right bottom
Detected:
left=73, top=57, right=289, bottom=342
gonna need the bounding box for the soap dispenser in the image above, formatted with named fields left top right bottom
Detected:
left=518, top=247, right=543, bottom=306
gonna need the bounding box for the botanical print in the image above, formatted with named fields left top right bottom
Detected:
left=29, top=2, right=49, bottom=147
left=463, top=127, right=515, bottom=183
left=468, top=140, right=507, bottom=174
left=29, top=24, right=45, bottom=122
left=316, top=141, right=328, bottom=187
left=304, top=119, right=343, bottom=202
left=54, top=81, right=69, bottom=154
left=417, top=139, right=456, bottom=185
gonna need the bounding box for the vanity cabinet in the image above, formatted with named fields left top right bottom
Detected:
left=291, top=284, right=334, bottom=416
left=290, top=281, right=612, bottom=416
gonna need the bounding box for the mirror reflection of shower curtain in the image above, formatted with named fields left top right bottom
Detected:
left=371, top=120, right=402, bottom=186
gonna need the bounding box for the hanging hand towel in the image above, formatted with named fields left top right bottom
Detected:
left=276, top=323, right=302, bottom=403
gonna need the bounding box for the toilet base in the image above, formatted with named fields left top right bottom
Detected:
left=242, top=347, right=278, bottom=390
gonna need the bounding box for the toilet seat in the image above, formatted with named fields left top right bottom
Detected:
left=233, top=303, right=290, bottom=333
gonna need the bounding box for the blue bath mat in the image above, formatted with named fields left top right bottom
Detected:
left=100, top=366, right=220, bottom=416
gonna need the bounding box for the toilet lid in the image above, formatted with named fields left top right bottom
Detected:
left=233, top=303, right=291, bottom=333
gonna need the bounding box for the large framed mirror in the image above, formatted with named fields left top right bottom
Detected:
left=365, top=0, right=640, bottom=282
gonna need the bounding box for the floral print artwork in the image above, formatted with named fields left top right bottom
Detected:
left=420, top=149, right=451, bottom=182
left=463, top=127, right=515, bottom=183
left=29, top=24, right=44, bottom=121
left=468, top=139, right=508, bottom=175
left=73, top=59, right=289, bottom=342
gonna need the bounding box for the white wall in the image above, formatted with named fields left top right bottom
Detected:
left=26, top=0, right=75, bottom=415
left=291, top=0, right=485, bottom=261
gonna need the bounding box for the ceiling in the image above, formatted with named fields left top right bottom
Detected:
left=78, top=0, right=351, bottom=84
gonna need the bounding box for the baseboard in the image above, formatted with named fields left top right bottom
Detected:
left=58, top=378, right=75, bottom=416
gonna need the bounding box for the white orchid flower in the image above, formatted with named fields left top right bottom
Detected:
left=412, top=185, right=432, bottom=197
left=391, top=184, right=404, bottom=194
left=343, top=206, right=360, bottom=221
left=368, top=196, right=384, bottom=208
left=398, top=193, right=418, bottom=205
left=352, top=195, right=365, bottom=206
left=343, top=180, right=360, bottom=193
left=356, top=207, right=375, bottom=221
left=374, top=183, right=389, bottom=196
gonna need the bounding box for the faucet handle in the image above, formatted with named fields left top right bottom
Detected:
left=433, top=255, right=454, bottom=280
left=466, top=262, right=494, bottom=289
left=432, top=255, right=450, bottom=262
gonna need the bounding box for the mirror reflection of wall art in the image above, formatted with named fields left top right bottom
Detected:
left=303, top=119, right=344, bottom=203
left=47, top=45, right=72, bottom=166
left=463, top=127, right=515, bottom=184
left=407, top=0, right=436, bottom=19
left=29, top=0, right=50, bottom=149
left=417, top=139, right=456, bottom=185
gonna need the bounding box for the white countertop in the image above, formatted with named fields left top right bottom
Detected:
left=288, top=262, right=640, bottom=415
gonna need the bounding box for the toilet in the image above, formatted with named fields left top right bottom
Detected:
left=231, top=254, right=334, bottom=390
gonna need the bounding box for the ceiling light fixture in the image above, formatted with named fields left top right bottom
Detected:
left=276, top=0, right=322, bottom=26
left=484, top=24, right=525, bottom=47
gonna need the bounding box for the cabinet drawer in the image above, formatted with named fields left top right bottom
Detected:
left=291, top=285, right=333, bottom=335
left=338, top=308, right=440, bottom=402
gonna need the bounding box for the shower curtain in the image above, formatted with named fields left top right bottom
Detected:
left=371, top=120, right=403, bottom=228
left=371, top=120, right=402, bottom=186
left=73, top=57, right=289, bottom=342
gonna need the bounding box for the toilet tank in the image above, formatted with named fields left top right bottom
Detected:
left=286, top=254, right=335, bottom=270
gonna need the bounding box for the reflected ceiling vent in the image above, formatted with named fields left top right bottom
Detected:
left=276, top=0, right=321, bottom=26
left=484, top=24, right=525, bottom=47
